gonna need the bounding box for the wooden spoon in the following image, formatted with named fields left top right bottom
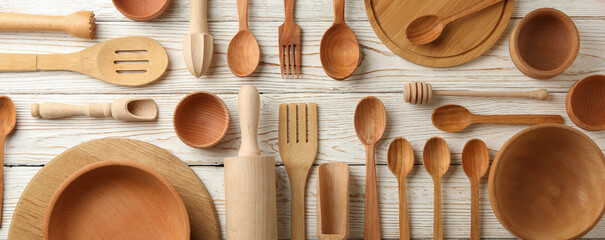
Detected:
left=462, top=139, right=489, bottom=240
left=406, top=0, right=503, bottom=45
left=422, top=137, right=450, bottom=240
left=317, top=162, right=350, bottom=240
left=0, top=96, right=16, bottom=227
left=320, top=0, right=359, bottom=80
left=354, top=96, right=386, bottom=240
left=387, top=137, right=414, bottom=240
left=432, top=104, right=563, bottom=132
left=183, top=0, right=213, bottom=78
left=227, top=0, right=260, bottom=77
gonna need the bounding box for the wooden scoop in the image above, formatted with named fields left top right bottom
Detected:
left=0, top=96, right=16, bottom=227
left=183, top=0, right=213, bottom=77
left=317, top=162, right=349, bottom=240
left=0, top=11, right=96, bottom=39
left=31, top=98, right=158, bottom=122
left=0, top=36, right=168, bottom=86
left=404, top=81, right=548, bottom=104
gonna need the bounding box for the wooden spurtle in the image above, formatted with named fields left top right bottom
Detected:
left=404, top=81, right=548, bottom=104
left=0, top=11, right=96, bottom=39
left=183, top=0, right=213, bottom=77
left=0, top=96, right=16, bottom=228
left=317, top=162, right=349, bottom=240
left=423, top=137, right=450, bottom=240
left=31, top=98, right=158, bottom=122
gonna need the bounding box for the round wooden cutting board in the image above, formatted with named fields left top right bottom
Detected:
left=8, top=138, right=221, bottom=240
left=365, top=0, right=514, bottom=67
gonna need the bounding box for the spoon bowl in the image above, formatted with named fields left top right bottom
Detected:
left=354, top=96, right=386, bottom=145
left=461, top=139, right=489, bottom=180
left=0, top=96, right=16, bottom=136
left=227, top=30, right=260, bottom=77
left=320, top=23, right=360, bottom=80
left=423, top=137, right=450, bottom=179
left=406, top=15, right=444, bottom=45
left=432, top=104, right=472, bottom=132
left=387, top=137, right=414, bottom=179
left=173, top=92, right=230, bottom=149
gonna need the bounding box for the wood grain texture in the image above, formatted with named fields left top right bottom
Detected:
left=0, top=11, right=95, bottom=39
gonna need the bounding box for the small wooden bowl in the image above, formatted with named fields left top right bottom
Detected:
left=509, top=8, right=579, bottom=79
left=112, top=0, right=171, bottom=21
left=489, top=124, right=605, bottom=239
left=43, top=160, right=190, bottom=240
left=173, top=91, right=230, bottom=148
left=566, top=75, right=605, bottom=131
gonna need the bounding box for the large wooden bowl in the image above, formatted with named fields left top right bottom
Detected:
left=489, top=124, right=605, bottom=239
left=43, top=160, right=190, bottom=240
left=566, top=75, right=605, bottom=131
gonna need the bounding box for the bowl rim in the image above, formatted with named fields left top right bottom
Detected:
left=42, top=160, right=190, bottom=240
left=488, top=123, right=605, bottom=239
left=112, top=0, right=171, bottom=21
left=173, top=91, right=230, bottom=149
left=566, top=74, right=605, bottom=131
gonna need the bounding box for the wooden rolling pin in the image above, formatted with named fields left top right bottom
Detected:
left=0, top=11, right=96, bottom=39
left=404, top=81, right=548, bottom=104
left=224, top=85, right=277, bottom=240
left=31, top=98, right=158, bottom=122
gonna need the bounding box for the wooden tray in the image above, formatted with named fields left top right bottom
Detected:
left=8, top=138, right=221, bottom=240
left=364, top=0, right=514, bottom=67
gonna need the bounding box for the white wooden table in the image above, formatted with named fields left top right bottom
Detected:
left=1, top=0, right=605, bottom=239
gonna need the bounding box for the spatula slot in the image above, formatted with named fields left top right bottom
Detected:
left=115, top=50, right=148, bottom=54
left=116, top=70, right=147, bottom=74
left=114, top=60, right=150, bottom=64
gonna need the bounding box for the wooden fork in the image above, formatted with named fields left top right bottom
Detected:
left=278, top=0, right=301, bottom=78
left=279, top=103, right=318, bottom=240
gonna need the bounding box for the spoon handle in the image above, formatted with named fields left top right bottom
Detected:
left=189, top=0, right=208, bottom=33
left=472, top=114, right=563, bottom=125
left=364, top=144, right=381, bottom=240
left=398, top=179, right=410, bottom=240
left=238, top=85, right=261, bottom=157
left=470, top=179, right=480, bottom=240
left=236, top=0, right=249, bottom=30
left=333, top=0, right=345, bottom=24
left=442, top=0, right=503, bottom=25
left=433, top=179, right=443, bottom=240
left=0, top=136, right=5, bottom=228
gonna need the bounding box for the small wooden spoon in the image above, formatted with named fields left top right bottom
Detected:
left=432, top=104, right=563, bottom=132
left=320, top=0, right=359, bottom=80
left=0, top=96, right=16, bottom=227
left=387, top=137, right=414, bottom=240
left=317, top=162, right=350, bottom=240
left=422, top=137, right=450, bottom=240
left=462, top=139, right=489, bottom=240
left=227, top=0, right=260, bottom=77
left=354, top=96, right=386, bottom=240
left=406, top=0, right=503, bottom=45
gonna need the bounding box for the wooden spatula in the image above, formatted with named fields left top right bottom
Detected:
left=0, top=36, right=168, bottom=86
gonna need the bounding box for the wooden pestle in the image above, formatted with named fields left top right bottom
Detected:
left=0, top=11, right=96, bottom=39
left=31, top=98, right=158, bottom=122
left=404, top=81, right=548, bottom=104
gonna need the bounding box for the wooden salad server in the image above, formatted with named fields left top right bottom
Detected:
left=0, top=11, right=96, bottom=39
left=31, top=98, right=158, bottom=122
left=317, top=162, right=349, bottom=240
left=0, top=36, right=168, bottom=86
left=224, top=85, right=277, bottom=240
left=183, top=0, right=213, bottom=77
left=0, top=96, right=16, bottom=227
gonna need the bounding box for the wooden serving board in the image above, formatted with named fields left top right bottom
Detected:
left=365, top=0, right=514, bottom=67
left=8, top=138, right=221, bottom=240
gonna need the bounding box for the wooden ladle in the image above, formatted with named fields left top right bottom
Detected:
left=0, top=96, right=16, bottom=227
left=387, top=137, right=414, bottom=240
left=317, top=162, right=350, bottom=240
left=227, top=0, right=260, bottom=77
left=432, top=104, right=563, bottom=132
left=422, top=137, right=450, bottom=240
left=354, top=96, right=386, bottom=239
left=320, top=0, right=359, bottom=80
left=406, top=0, right=503, bottom=45
left=462, top=139, right=489, bottom=240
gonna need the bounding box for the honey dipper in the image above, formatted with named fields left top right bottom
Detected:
left=404, top=81, right=548, bottom=104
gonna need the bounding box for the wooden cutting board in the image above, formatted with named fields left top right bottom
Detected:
left=8, top=138, right=221, bottom=240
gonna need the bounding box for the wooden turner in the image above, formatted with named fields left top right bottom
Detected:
left=0, top=36, right=168, bottom=86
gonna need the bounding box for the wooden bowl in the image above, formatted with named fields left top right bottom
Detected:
left=509, top=8, right=579, bottom=79
left=173, top=91, right=230, bottom=148
left=43, top=160, right=190, bottom=240
left=489, top=124, right=605, bottom=239
left=112, top=0, right=171, bottom=21
left=566, top=75, right=605, bottom=131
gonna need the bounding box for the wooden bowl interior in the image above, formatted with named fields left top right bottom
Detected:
left=490, top=125, right=605, bottom=239
left=567, top=75, right=605, bottom=130
left=45, top=161, right=189, bottom=240
left=112, top=0, right=170, bottom=21
left=174, top=92, right=230, bottom=148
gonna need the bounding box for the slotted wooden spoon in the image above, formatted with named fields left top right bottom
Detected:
left=0, top=36, right=168, bottom=86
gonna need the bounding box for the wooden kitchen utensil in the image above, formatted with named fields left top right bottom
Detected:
left=9, top=138, right=221, bottom=240
left=423, top=137, right=450, bottom=240
left=406, top=0, right=504, bottom=45
left=43, top=160, right=189, bottom=240
left=183, top=0, right=213, bottom=78
left=227, top=0, right=260, bottom=77
left=387, top=137, right=414, bottom=240
left=320, top=0, right=359, bottom=80
left=317, top=162, right=349, bottom=240
left=0, top=36, right=168, bottom=86
left=404, top=81, right=548, bottom=104
left=279, top=103, right=318, bottom=240
left=432, top=104, right=563, bottom=132
left=0, top=96, right=15, bottom=228
left=31, top=98, right=158, bottom=122
left=278, top=0, right=301, bottom=78
left=112, top=0, right=170, bottom=21
left=462, top=139, right=489, bottom=240
left=173, top=92, right=230, bottom=149
left=354, top=96, right=386, bottom=240
left=510, top=8, right=579, bottom=79
left=0, top=11, right=95, bottom=39
left=224, top=85, right=277, bottom=240
left=566, top=75, right=605, bottom=131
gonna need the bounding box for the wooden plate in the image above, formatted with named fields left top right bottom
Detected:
left=365, top=0, right=514, bottom=67
left=9, top=138, right=221, bottom=240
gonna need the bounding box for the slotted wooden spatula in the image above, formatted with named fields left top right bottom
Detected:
left=0, top=36, right=168, bottom=86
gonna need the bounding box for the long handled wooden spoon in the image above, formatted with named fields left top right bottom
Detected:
left=317, top=162, right=349, bottom=240
left=0, top=96, right=16, bottom=228
left=462, top=139, right=489, bottom=240
left=320, top=0, right=359, bottom=80
left=227, top=0, right=260, bottom=77
left=354, top=96, right=386, bottom=240
left=387, top=137, right=414, bottom=240
left=0, top=11, right=96, bottom=39
left=404, top=81, right=548, bottom=104
left=183, top=0, right=213, bottom=77
left=432, top=104, right=563, bottom=132
left=423, top=137, right=450, bottom=240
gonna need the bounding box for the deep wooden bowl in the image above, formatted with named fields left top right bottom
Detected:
left=112, top=0, right=171, bottom=21
left=566, top=75, right=605, bottom=131
left=489, top=124, right=605, bottom=239
left=43, top=160, right=190, bottom=240
left=173, top=91, right=230, bottom=148
left=509, top=8, right=579, bottom=79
